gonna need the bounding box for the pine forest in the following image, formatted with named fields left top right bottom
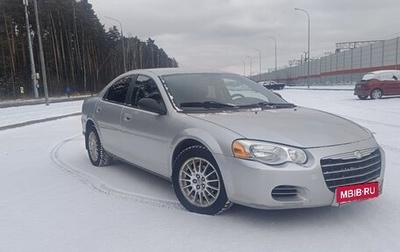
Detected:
left=0, top=0, right=178, bottom=100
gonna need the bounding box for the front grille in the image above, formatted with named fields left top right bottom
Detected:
left=321, top=148, right=381, bottom=192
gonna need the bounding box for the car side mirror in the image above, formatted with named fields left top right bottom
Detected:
left=137, top=98, right=167, bottom=115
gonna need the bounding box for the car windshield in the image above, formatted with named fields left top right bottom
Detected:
left=161, top=72, right=294, bottom=112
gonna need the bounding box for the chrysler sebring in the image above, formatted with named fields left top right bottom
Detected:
left=81, top=68, right=385, bottom=215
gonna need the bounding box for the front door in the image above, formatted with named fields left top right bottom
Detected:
left=119, top=75, right=171, bottom=177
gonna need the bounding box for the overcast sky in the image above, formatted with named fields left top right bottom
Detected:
left=89, top=0, right=400, bottom=75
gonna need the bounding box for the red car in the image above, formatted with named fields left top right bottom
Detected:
left=354, top=70, right=400, bottom=99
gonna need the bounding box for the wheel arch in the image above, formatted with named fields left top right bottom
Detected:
left=84, top=119, right=96, bottom=150
left=170, top=129, right=227, bottom=177
left=172, top=139, right=205, bottom=167
left=372, top=87, right=383, bottom=93
left=171, top=141, right=232, bottom=214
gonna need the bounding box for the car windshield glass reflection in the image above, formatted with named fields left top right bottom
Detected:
left=162, top=73, right=290, bottom=112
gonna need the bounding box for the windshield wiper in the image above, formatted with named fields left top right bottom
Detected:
left=260, top=102, right=296, bottom=108
left=180, top=101, right=237, bottom=109
left=238, top=102, right=296, bottom=109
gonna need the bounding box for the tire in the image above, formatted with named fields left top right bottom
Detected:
left=172, top=145, right=232, bottom=215
left=357, top=95, right=368, bottom=100
left=370, top=89, right=383, bottom=99
left=85, top=125, right=113, bottom=166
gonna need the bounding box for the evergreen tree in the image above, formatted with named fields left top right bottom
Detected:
left=0, top=0, right=178, bottom=99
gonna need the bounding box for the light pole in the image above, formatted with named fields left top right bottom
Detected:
left=294, top=7, right=310, bottom=88
left=241, top=60, right=246, bottom=76
left=254, top=48, right=262, bottom=81
left=267, top=36, right=277, bottom=81
left=33, top=0, right=49, bottom=105
left=23, top=0, right=39, bottom=98
left=105, top=16, right=127, bottom=72
left=246, top=56, right=252, bottom=77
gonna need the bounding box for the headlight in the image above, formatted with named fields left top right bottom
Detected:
left=232, top=140, right=307, bottom=165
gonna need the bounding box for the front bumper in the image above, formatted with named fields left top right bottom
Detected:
left=354, top=85, right=370, bottom=96
left=215, top=138, right=385, bottom=210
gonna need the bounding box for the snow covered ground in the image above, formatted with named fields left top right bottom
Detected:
left=1, top=89, right=399, bottom=252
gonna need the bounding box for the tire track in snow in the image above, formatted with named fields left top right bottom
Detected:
left=49, top=126, right=400, bottom=212
left=0, top=112, right=81, bottom=131
left=50, top=135, right=185, bottom=211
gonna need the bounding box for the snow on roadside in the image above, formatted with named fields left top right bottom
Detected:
left=0, top=100, right=83, bottom=128
left=1, top=89, right=400, bottom=252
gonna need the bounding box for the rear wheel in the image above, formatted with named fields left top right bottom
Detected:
left=357, top=95, right=368, bottom=100
left=370, top=89, right=383, bottom=99
left=85, top=125, right=113, bottom=166
left=172, top=145, right=232, bottom=215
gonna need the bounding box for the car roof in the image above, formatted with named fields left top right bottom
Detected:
left=123, top=67, right=231, bottom=76
left=367, top=70, right=400, bottom=75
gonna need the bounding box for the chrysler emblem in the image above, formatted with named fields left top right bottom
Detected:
left=354, top=151, right=363, bottom=159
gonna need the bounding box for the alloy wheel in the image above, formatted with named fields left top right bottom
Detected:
left=178, top=157, right=221, bottom=208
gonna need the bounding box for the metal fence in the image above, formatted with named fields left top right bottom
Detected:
left=257, top=37, right=400, bottom=85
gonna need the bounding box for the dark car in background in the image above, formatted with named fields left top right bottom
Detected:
left=354, top=70, right=400, bottom=99
left=259, top=80, right=285, bottom=90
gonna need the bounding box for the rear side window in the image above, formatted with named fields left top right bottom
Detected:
left=104, top=76, right=132, bottom=104
left=378, top=73, right=395, bottom=81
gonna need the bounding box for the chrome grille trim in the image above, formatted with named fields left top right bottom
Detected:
left=323, top=159, right=381, bottom=175
left=320, top=148, right=382, bottom=192
left=271, top=186, right=298, bottom=198
left=323, top=148, right=376, bottom=160
left=325, top=167, right=381, bottom=182
left=321, top=152, right=380, bottom=168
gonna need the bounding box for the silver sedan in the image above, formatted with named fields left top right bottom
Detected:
left=81, top=68, right=385, bottom=215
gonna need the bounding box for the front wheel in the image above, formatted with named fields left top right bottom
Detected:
left=85, top=125, right=113, bottom=166
left=357, top=95, right=368, bottom=100
left=172, top=145, right=232, bottom=215
left=370, top=89, right=383, bottom=99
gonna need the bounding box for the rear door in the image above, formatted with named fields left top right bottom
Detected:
left=95, top=76, right=133, bottom=155
left=380, top=72, right=400, bottom=95
left=392, top=73, right=400, bottom=95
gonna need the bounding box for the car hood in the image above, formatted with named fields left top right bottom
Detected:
left=187, top=107, right=372, bottom=148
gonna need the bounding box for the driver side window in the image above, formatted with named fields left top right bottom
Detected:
left=130, top=75, right=163, bottom=107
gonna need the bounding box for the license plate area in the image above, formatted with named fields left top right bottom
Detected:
left=336, top=182, right=379, bottom=204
